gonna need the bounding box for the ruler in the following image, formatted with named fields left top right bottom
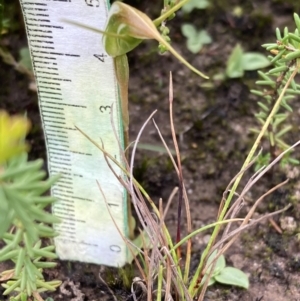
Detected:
left=19, top=0, right=128, bottom=267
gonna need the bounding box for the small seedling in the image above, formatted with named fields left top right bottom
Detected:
left=181, top=24, right=212, bottom=54
left=182, top=0, right=210, bottom=13
left=226, top=43, right=270, bottom=78
left=201, top=250, right=249, bottom=289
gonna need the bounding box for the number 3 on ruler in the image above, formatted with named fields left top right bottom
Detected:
left=85, top=0, right=100, bottom=7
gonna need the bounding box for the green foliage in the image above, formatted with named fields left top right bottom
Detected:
left=0, top=0, right=3, bottom=35
left=0, top=111, right=61, bottom=301
left=226, top=44, right=270, bottom=78
left=18, top=47, right=33, bottom=72
left=0, top=111, right=30, bottom=164
left=181, top=24, right=212, bottom=54
left=202, top=251, right=249, bottom=289
left=158, top=0, right=176, bottom=54
left=251, top=13, right=300, bottom=169
left=0, top=1, right=21, bottom=35
left=182, top=0, right=210, bottom=13
left=0, top=47, right=34, bottom=80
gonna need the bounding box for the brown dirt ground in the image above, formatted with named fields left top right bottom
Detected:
left=1, top=0, right=300, bottom=300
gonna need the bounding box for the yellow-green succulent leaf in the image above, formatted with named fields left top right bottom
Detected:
left=0, top=111, right=31, bottom=164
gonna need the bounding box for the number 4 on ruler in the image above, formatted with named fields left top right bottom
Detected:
left=94, top=54, right=106, bottom=62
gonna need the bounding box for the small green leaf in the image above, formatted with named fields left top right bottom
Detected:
left=182, top=0, right=209, bottom=13
left=241, top=52, right=270, bottom=70
left=126, top=230, right=151, bottom=263
left=181, top=24, right=212, bottom=54
left=204, top=250, right=226, bottom=275
left=19, top=47, right=32, bottom=71
left=200, top=273, right=216, bottom=287
left=215, top=267, right=249, bottom=289
left=181, top=23, right=197, bottom=38
left=226, top=44, right=244, bottom=78
left=287, top=157, right=300, bottom=165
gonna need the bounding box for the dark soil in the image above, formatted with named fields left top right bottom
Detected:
left=1, top=0, right=300, bottom=301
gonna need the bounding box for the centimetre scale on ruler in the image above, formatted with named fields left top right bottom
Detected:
left=19, top=0, right=128, bottom=267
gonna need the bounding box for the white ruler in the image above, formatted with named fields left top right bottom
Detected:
left=19, top=0, right=128, bottom=267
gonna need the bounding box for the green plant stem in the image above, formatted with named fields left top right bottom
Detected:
left=169, top=219, right=244, bottom=253
left=153, top=0, right=189, bottom=27
left=188, top=64, right=299, bottom=297
left=157, top=264, right=163, bottom=301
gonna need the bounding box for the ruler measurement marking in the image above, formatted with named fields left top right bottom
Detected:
left=46, top=127, right=67, bottom=132
left=56, top=228, right=76, bottom=234
left=55, top=185, right=73, bottom=191
left=27, top=13, right=50, bottom=17
left=70, top=151, right=92, bottom=156
left=54, top=197, right=75, bottom=204
left=48, top=140, right=69, bottom=146
left=40, top=86, right=61, bottom=91
left=50, top=168, right=72, bottom=174
left=23, top=3, right=47, bottom=6
left=29, top=34, right=53, bottom=39
left=34, top=56, right=56, bottom=60
left=49, top=161, right=71, bottom=167
left=55, top=198, right=75, bottom=206
left=49, top=155, right=71, bottom=162
left=36, top=71, right=59, bottom=75
left=46, top=130, right=68, bottom=138
left=31, top=40, right=54, bottom=44
left=55, top=230, right=76, bottom=235
left=27, top=18, right=51, bottom=23
left=41, top=105, right=65, bottom=109
left=31, top=45, right=55, bottom=50
left=53, top=189, right=73, bottom=195
left=39, top=85, right=61, bottom=90
left=55, top=205, right=75, bottom=212
left=42, top=110, right=64, bottom=115
left=39, top=81, right=61, bottom=85
left=41, top=97, right=63, bottom=101
left=42, top=101, right=86, bottom=108
left=43, top=108, right=66, bottom=115
left=29, top=24, right=63, bottom=29
left=49, top=163, right=71, bottom=169
left=57, top=179, right=73, bottom=185
left=54, top=192, right=93, bottom=202
left=56, top=225, right=76, bottom=231
left=39, top=90, right=62, bottom=95
left=53, top=170, right=72, bottom=176
left=48, top=146, right=70, bottom=151
left=33, top=50, right=62, bottom=55
left=55, top=231, right=76, bottom=236
left=57, top=222, right=76, bottom=230
left=53, top=210, right=75, bottom=216
left=56, top=176, right=73, bottom=181
left=35, top=63, right=57, bottom=67
left=55, top=199, right=75, bottom=206
left=49, top=150, right=70, bottom=157
left=56, top=239, right=77, bottom=244
left=43, top=113, right=65, bottom=118
left=48, top=146, right=69, bottom=152
left=57, top=224, right=76, bottom=229
left=38, top=76, right=71, bottom=81
left=48, top=143, right=69, bottom=149
left=28, top=28, right=52, bottom=32
left=44, top=120, right=66, bottom=125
